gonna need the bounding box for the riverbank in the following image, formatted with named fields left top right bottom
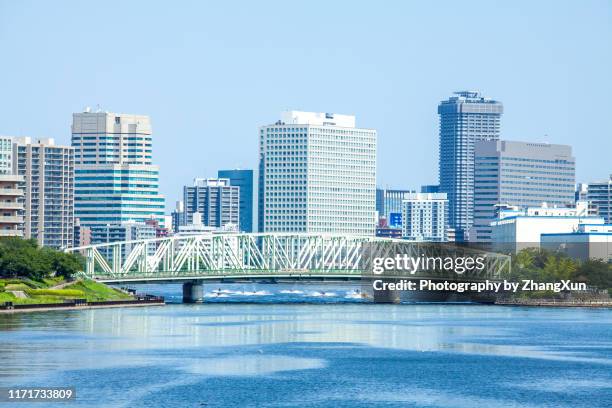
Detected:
left=0, top=297, right=165, bottom=313
left=496, top=299, right=612, bottom=308
left=0, top=278, right=144, bottom=309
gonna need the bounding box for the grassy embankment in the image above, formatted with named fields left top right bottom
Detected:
left=0, top=277, right=132, bottom=305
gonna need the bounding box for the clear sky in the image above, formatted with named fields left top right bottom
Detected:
left=0, top=0, right=610, bottom=210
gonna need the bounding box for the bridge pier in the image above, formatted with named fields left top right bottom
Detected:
left=372, top=279, right=401, bottom=304
left=182, top=282, right=204, bottom=303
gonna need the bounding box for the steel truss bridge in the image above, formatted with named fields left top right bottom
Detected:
left=67, top=233, right=511, bottom=284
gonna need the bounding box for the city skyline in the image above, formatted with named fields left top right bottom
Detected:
left=0, top=1, right=610, bottom=211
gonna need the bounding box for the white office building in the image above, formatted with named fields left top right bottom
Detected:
left=491, top=201, right=604, bottom=253
left=71, top=110, right=165, bottom=229
left=473, top=140, right=575, bottom=243
left=401, top=193, right=448, bottom=241
left=259, top=111, right=376, bottom=235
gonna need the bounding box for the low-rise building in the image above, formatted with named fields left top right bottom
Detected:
left=541, top=223, right=612, bottom=261
left=491, top=201, right=604, bottom=253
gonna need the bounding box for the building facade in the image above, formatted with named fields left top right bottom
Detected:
left=491, top=201, right=603, bottom=253
left=587, top=175, right=612, bottom=223
left=90, top=221, right=156, bottom=258
left=13, top=137, right=74, bottom=248
left=0, top=136, right=23, bottom=237
left=218, top=169, right=254, bottom=232
left=541, top=223, right=612, bottom=261
left=71, top=110, right=165, bottom=229
left=473, top=140, right=575, bottom=243
left=438, top=91, right=503, bottom=241
left=260, top=111, right=376, bottom=235
left=376, top=188, right=414, bottom=227
left=183, top=178, right=239, bottom=228
left=401, top=193, right=448, bottom=241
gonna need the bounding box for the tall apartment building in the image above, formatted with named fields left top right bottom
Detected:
left=473, top=140, right=575, bottom=243
left=587, top=175, right=612, bottom=223
left=438, top=91, right=503, bottom=241
left=401, top=193, right=448, bottom=241
left=218, top=169, right=254, bottom=232
left=183, top=178, right=239, bottom=228
left=376, top=188, right=415, bottom=227
left=0, top=136, right=24, bottom=237
left=13, top=137, right=74, bottom=248
left=71, top=110, right=165, bottom=230
left=259, top=111, right=376, bottom=235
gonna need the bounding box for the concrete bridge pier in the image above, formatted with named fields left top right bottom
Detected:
left=372, top=279, right=401, bottom=304
left=183, top=282, right=204, bottom=303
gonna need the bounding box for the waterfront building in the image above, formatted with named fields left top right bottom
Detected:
left=587, top=175, right=612, bottom=223
left=218, top=169, right=254, bottom=232
left=472, top=140, right=575, bottom=243
left=401, top=193, right=448, bottom=241
left=438, top=91, right=503, bottom=241
left=183, top=178, right=239, bottom=228
left=13, top=137, right=74, bottom=248
left=0, top=136, right=23, bottom=237
left=260, top=111, right=376, bottom=235
left=376, top=188, right=414, bottom=227
left=490, top=201, right=603, bottom=253
left=541, top=223, right=612, bottom=261
left=71, top=110, right=165, bottom=228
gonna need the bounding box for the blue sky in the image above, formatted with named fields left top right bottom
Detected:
left=0, top=0, right=610, bottom=210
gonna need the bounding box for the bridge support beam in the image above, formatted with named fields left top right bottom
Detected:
left=183, top=282, right=204, bottom=303
left=372, top=279, right=401, bottom=304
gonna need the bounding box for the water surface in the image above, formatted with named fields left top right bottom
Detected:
left=0, top=284, right=610, bottom=407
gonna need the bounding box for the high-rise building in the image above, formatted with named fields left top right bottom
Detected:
left=171, top=200, right=184, bottom=233
left=473, top=140, right=575, bottom=243
left=13, top=137, right=74, bottom=248
left=218, top=169, right=254, bottom=232
left=420, top=185, right=440, bottom=193
left=438, top=91, right=503, bottom=241
left=401, top=193, right=448, bottom=241
left=376, top=188, right=415, bottom=227
left=587, top=175, right=612, bottom=223
left=183, top=178, right=239, bottom=228
left=0, top=136, right=24, bottom=237
left=71, top=110, right=165, bottom=229
left=259, top=111, right=376, bottom=235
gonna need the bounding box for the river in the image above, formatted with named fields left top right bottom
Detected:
left=0, top=283, right=611, bottom=407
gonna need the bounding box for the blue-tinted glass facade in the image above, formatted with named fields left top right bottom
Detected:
left=218, top=169, right=254, bottom=232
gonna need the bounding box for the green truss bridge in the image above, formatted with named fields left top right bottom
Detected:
left=67, top=233, right=511, bottom=302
